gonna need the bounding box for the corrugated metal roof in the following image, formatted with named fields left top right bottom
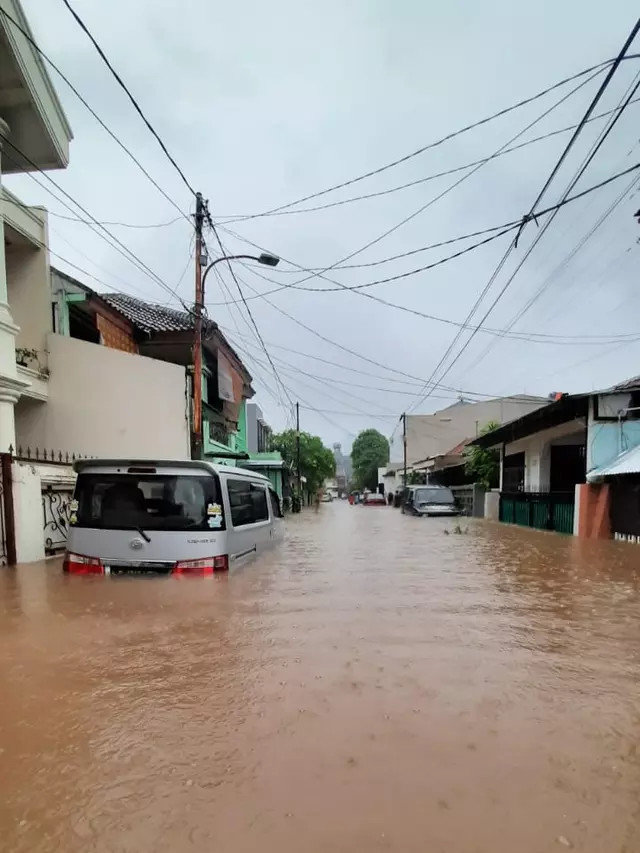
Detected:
left=610, top=375, right=640, bottom=392
left=587, top=443, right=640, bottom=482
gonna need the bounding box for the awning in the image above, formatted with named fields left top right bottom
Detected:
left=587, top=444, right=640, bottom=482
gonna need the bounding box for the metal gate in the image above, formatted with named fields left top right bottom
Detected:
left=0, top=452, right=16, bottom=565
left=499, top=491, right=575, bottom=535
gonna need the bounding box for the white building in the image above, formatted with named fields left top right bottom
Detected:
left=0, top=2, right=191, bottom=564
left=0, top=0, right=72, bottom=453
left=390, top=397, right=549, bottom=467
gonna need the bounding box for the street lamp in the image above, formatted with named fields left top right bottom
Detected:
left=201, top=252, right=279, bottom=289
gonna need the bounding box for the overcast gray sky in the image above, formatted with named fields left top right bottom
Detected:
left=8, top=0, right=640, bottom=451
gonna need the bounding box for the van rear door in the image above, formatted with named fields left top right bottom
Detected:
left=68, top=465, right=225, bottom=568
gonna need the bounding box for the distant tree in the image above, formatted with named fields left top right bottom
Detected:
left=463, top=421, right=500, bottom=489
left=351, top=429, right=390, bottom=491
left=272, top=429, right=336, bottom=505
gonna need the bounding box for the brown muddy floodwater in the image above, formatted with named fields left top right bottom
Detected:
left=1, top=505, right=640, bottom=852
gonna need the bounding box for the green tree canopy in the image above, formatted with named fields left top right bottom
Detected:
left=463, top=420, right=500, bottom=489
left=272, top=429, right=336, bottom=497
left=351, top=428, right=390, bottom=491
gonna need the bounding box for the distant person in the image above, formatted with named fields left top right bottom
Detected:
left=387, top=491, right=394, bottom=506
left=315, top=489, right=322, bottom=512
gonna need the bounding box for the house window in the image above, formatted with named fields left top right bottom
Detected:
left=206, top=371, right=221, bottom=409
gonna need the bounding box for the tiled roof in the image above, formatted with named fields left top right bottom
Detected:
left=101, top=292, right=251, bottom=384
left=102, top=293, right=196, bottom=333
left=444, top=437, right=472, bottom=456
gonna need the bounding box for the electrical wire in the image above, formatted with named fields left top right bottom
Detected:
left=212, top=270, right=561, bottom=403
left=516, top=17, right=640, bottom=244
left=2, top=138, right=189, bottom=306
left=213, top=159, right=640, bottom=320
left=59, top=0, right=197, bottom=197
left=207, top=163, right=640, bottom=350
left=5, top=2, right=294, bottom=422
left=460, top=71, right=640, bottom=378
left=157, top=241, right=196, bottom=306
left=471, top=163, right=640, bottom=371
left=4, top=193, right=164, bottom=298
left=410, top=55, right=640, bottom=413
left=207, top=247, right=289, bottom=414
left=230, top=343, right=357, bottom=437
left=219, top=324, right=627, bottom=405
left=48, top=225, right=164, bottom=299
left=297, top=408, right=396, bottom=418
left=209, top=58, right=638, bottom=219
left=215, top=96, right=640, bottom=224
left=0, top=5, right=191, bottom=225
left=230, top=337, right=402, bottom=416
left=263, top=68, right=604, bottom=295
left=206, top=218, right=294, bottom=411
left=48, top=211, right=184, bottom=228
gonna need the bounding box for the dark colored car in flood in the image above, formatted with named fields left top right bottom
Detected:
left=401, top=485, right=458, bottom=517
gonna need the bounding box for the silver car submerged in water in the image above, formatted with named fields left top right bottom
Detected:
left=402, top=485, right=459, bottom=517
left=63, top=459, right=284, bottom=576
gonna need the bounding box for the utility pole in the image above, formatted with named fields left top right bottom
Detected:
left=192, top=192, right=205, bottom=460
left=402, top=412, right=407, bottom=487
left=295, top=401, right=302, bottom=512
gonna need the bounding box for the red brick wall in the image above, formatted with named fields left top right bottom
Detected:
left=96, top=313, right=138, bottom=354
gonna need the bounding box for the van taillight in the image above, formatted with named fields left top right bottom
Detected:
left=172, top=556, right=229, bottom=576
left=63, top=552, right=104, bottom=574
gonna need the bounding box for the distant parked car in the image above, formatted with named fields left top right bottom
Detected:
left=363, top=492, right=386, bottom=506
left=401, top=485, right=458, bottom=517
left=321, top=492, right=333, bottom=502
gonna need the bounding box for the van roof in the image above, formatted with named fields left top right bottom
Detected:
left=73, top=458, right=271, bottom=483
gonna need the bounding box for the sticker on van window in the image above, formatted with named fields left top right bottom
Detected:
left=208, top=516, right=222, bottom=529
left=207, top=502, right=222, bottom=516
left=70, top=499, right=79, bottom=512
left=69, top=513, right=77, bottom=525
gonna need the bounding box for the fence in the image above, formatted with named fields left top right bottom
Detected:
left=450, top=483, right=486, bottom=518
left=499, top=491, right=575, bottom=535
left=42, top=483, right=75, bottom=554
left=0, top=453, right=16, bottom=565
left=9, top=444, right=93, bottom=466
left=8, top=445, right=81, bottom=559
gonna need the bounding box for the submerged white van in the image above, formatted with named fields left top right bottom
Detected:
left=63, top=459, right=284, bottom=576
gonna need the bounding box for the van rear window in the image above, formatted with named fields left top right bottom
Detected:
left=74, top=473, right=223, bottom=531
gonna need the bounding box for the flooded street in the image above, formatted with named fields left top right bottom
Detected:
left=1, top=504, right=640, bottom=852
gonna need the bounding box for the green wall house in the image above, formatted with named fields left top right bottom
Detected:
left=233, top=400, right=284, bottom=499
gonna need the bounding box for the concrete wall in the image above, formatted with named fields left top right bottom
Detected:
left=6, top=232, right=51, bottom=366
left=394, top=396, right=548, bottom=465
left=245, top=401, right=260, bottom=453
left=505, top=420, right=585, bottom=491
left=15, top=333, right=190, bottom=459
left=484, top=490, right=500, bottom=521
left=587, top=395, right=640, bottom=474
left=12, top=461, right=45, bottom=563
